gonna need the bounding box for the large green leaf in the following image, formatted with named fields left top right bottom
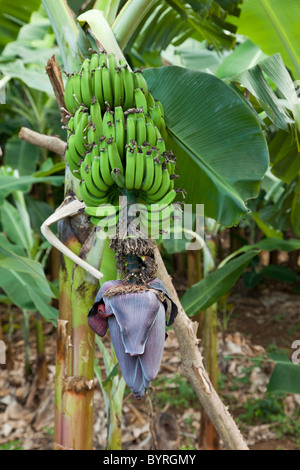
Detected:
left=230, top=0, right=300, bottom=78
left=0, top=174, right=64, bottom=204
left=216, top=39, right=267, bottom=79
left=181, top=250, right=259, bottom=316
left=4, top=135, right=39, bottom=175
left=0, top=200, right=32, bottom=251
left=143, top=66, right=269, bottom=226
left=0, top=233, right=53, bottom=297
left=0, top=0, right=41, bottom=50
left=267, top=350, right=300, bottom=394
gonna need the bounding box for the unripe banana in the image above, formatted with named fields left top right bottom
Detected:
left=134, top=71, right=148, bottom=97
left=74, top=112, right=89, bottom=156
left=103, top=110, right=116, bottom=140
left=81, top=152, right=108, bottom=198
left=107, top=138, right=124, bottom=175
left=147, top=158, right=163, bottom=195
left=134, top=88, right=148, bottom=113
left=125, top=145, right=136, bottom=190
left=81, top=67, right=93, bottom=108
left=102, top=64, right=113, bottom=107
left=115, top=107, right=125, bottom=158
left=74, top=104, right=87, bottom=128
left=134, top=147, right=145, bottom=190
left=90, top=97, right=103, bottom=141
left=146, top=122, right=157, bottom=147
left=92, top=67, right=105, bottom=109
left=64, top=74, right=77, bottom=113
left=126, top=116, right=136, bottom=145
left=145, top=166, right=171, bottom=202
left=108, top=53, right=117, bottom=86
left=89, top=52, right=99, bottom=74
left=80, top=181, right=104, bottom=207
left=119, top=61, right=134, bottom=110
left=99, top=146, right=114, bottom=186
left=113, top=67, right=124, bottom=107
left=150, top=105, right=162, bottom=129
left=73, top=72, right=83, bottom=106
left=111, top=168, right=126, bottom=188
left=80, top=58, right=90, bottom=72
left=147, top=92, right=155, bottom=108
left=136, top=114, right=147, bottom=146
left=141, top=149, right=155, bottom=192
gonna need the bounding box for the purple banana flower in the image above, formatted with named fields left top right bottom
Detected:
left=88, top=279, right=177, bottom=399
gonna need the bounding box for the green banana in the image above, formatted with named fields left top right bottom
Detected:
left=146, top=158, right=163, bottom=195
left=73, top=72, right=83, bottom=106
left=150, top=105, right=161, bottom=129
left=145, top=166, right=170, bottom=202
left=90, top=97, right=103, bottom=141
left=126, top=116, right=136, bottom=144
left=119, top=63, right=134, bottom=110
left=103, top=110, right=116, bottom=140
left=115, top=117, right=125, bottom=158
left=134, top=147, right=145, bottom=190
left=93, top=67, right=105, bottom=109
left=146, top=122, right=157, bottom=147
left=125, top=145, right=136, bottom=190
left=99, top=146, right=114, bottom=186
left=91, top=156, right=109, bottom=192
left=136, top=115, right=147, bottom=146
left=80, top=58, right=90, bottom=73
left=65, top=145, right=81, bottom=178
left=80, top=181, right=105, bottom=207
left=108, top=138, right=124, bottom=175
left=74, top=104, right=87, bottom=128
left=89, top=53, right=99, bottom=74
left=74, top=112, right=89, bottom=156
left=90, top=212, right=120, bottom=232
left=111, top=168, right=126, bottom=188
left=85, top=203, right=117, bottom=217
left=108, top=53, right=117, bottom=86
left=113, top=67, right=124, bottom=107
left=99, top=52, right=107, bottom=68
left=64, top=74, right=77, bottom=113
left=82, top=152, right=108, bottom=199
left=134, top=71, right=148, bottom=97
left=81, top=67, right=93, bottom=108
left=147, top=92, right=155, bottom=108
left=102, top=65, right=113, bottom=107
left=134, top=88, right=148, bottom=113
left=155, top=99, right=164, bottom=117
left=141, top=150, right=155, bottom=192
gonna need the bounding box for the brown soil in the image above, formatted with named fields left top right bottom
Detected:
left=0, top=278, right=299, bottom=451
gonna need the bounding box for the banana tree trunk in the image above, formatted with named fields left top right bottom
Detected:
left=53, top=183, right=104, bottom=450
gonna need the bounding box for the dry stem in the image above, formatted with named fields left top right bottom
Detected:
left=19, top=127, right=66, bottom=156
left=154, top=245, right=249, bottom=450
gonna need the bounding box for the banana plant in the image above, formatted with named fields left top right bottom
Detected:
left=0, top=167, right=59, bottom=376
left=38, top=0, right=272, bottom=451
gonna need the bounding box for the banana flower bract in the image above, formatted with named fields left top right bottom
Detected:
left=88, top=279, right=177, bottom=399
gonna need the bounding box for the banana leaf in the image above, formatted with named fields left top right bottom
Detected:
left=229, top=0, right=300, bottom=79
left=143, top=65, right=269, bottom=227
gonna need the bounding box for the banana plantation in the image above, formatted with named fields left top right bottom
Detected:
left=1, top=0, right=300, bottom=454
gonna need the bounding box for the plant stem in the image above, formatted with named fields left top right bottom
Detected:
left=22, top=310, right=31, bottom=378
left=154, top=245, right=248, bottom=450
left=112, top=0, right=159, bottom=50
left=35, top=313, right=47, bottom=386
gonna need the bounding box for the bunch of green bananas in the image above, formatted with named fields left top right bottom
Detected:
left=63, top=51, right=183, bottom=233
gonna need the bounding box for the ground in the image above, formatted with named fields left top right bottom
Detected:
left=0, top=277, right=299, bottom=451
